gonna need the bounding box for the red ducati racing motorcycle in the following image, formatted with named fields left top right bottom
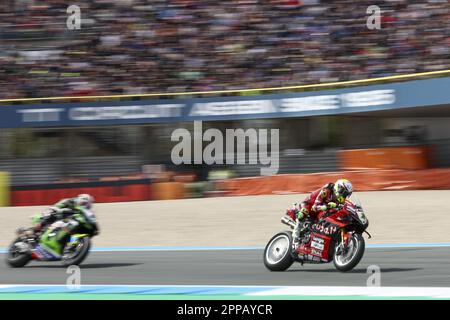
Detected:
left=264, top=195, right=370, bottom=272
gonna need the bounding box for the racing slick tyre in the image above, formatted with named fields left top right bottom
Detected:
left=264, top=232, right=295, bottom=271
left=333, top=232, right=365, bottom=272
left=6, top=238, right=32, bottom=268
left=61, top=237, right=91, bottom=267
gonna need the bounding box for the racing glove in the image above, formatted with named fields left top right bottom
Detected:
left=297, top=207, right=309, bottom=220
left=327, top=202, right=337, bottom=209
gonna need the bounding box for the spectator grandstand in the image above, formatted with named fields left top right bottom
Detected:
left=0, top=0, right=448, bottom=99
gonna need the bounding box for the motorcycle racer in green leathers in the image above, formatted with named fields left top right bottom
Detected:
left=31, top=194, right=99, bottom=256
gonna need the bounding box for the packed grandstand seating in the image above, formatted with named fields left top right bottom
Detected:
left=0, top=0, right=448, bottom=99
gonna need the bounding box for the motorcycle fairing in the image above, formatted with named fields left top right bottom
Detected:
left=298, top=233, right=332, bottom=262
left=32, top=244, right=61, bottom=261
left=310, top=217, right=343, bottom=237
left=297, top=217, right=345, bottom=262
left=39, top=228, right=65, bottom=255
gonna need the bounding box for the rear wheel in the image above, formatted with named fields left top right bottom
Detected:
left=61, top=237, right=91, bottom=267
left=6, top=238, right=32, bottom=268
left=263, top=232, right=295, bottom=271
left=333, top=233, right=365, bottom=272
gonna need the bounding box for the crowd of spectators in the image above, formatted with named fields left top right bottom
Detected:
left=0, top=0, right=448, bottom=99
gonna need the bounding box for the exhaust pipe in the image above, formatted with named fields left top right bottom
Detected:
left=281, top=216, right=296, bottom=229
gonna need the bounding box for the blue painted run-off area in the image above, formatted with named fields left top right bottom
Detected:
left=0, top=285, right=273, bottom=295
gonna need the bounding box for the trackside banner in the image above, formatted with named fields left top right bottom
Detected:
left=0, top=77, right=449, bottom=128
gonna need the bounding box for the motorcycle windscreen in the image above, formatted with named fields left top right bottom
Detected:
left=347, top=193, right=362, bottom=208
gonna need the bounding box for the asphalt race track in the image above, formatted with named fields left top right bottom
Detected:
left=1, top=247, right=450, bottom=287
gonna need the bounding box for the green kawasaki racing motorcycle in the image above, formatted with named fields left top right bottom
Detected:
left=6, top=209, right=99, bottom=268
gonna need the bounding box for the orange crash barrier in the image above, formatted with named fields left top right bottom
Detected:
left=11, top=179, right=152, bottom=206
left=338, top=146, right=431, bottom=170
left=151, top=182, right=185, bottom=200
left=219, top=169, right=450, bottom=196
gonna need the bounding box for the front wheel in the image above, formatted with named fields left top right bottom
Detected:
left=333, top=232, right=365, bottom=272
left=263, top=232, right=295, bottom=271
left=61, top=237, right=91, bottom=267
left=6, top=238, right=32, bottom=268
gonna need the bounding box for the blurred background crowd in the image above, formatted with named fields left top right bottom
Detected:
left=0, top=0, right=448, bottom=99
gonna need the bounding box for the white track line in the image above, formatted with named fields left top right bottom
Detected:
left=247, top=286, right=450, bottom=298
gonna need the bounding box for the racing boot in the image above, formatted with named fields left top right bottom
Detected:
left=300, top=219, right=311, bottom=244
left=292, top=221, right=301, bottom=250
left=292, top=207, right=309, bottom=249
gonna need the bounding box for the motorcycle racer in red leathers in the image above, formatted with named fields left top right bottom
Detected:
left=290, top=179, right=354, bottom=248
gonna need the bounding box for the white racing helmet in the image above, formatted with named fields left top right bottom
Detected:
left=75, top=194, right=94, bottom=209
left=333, top=179, right=353, bottom=204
